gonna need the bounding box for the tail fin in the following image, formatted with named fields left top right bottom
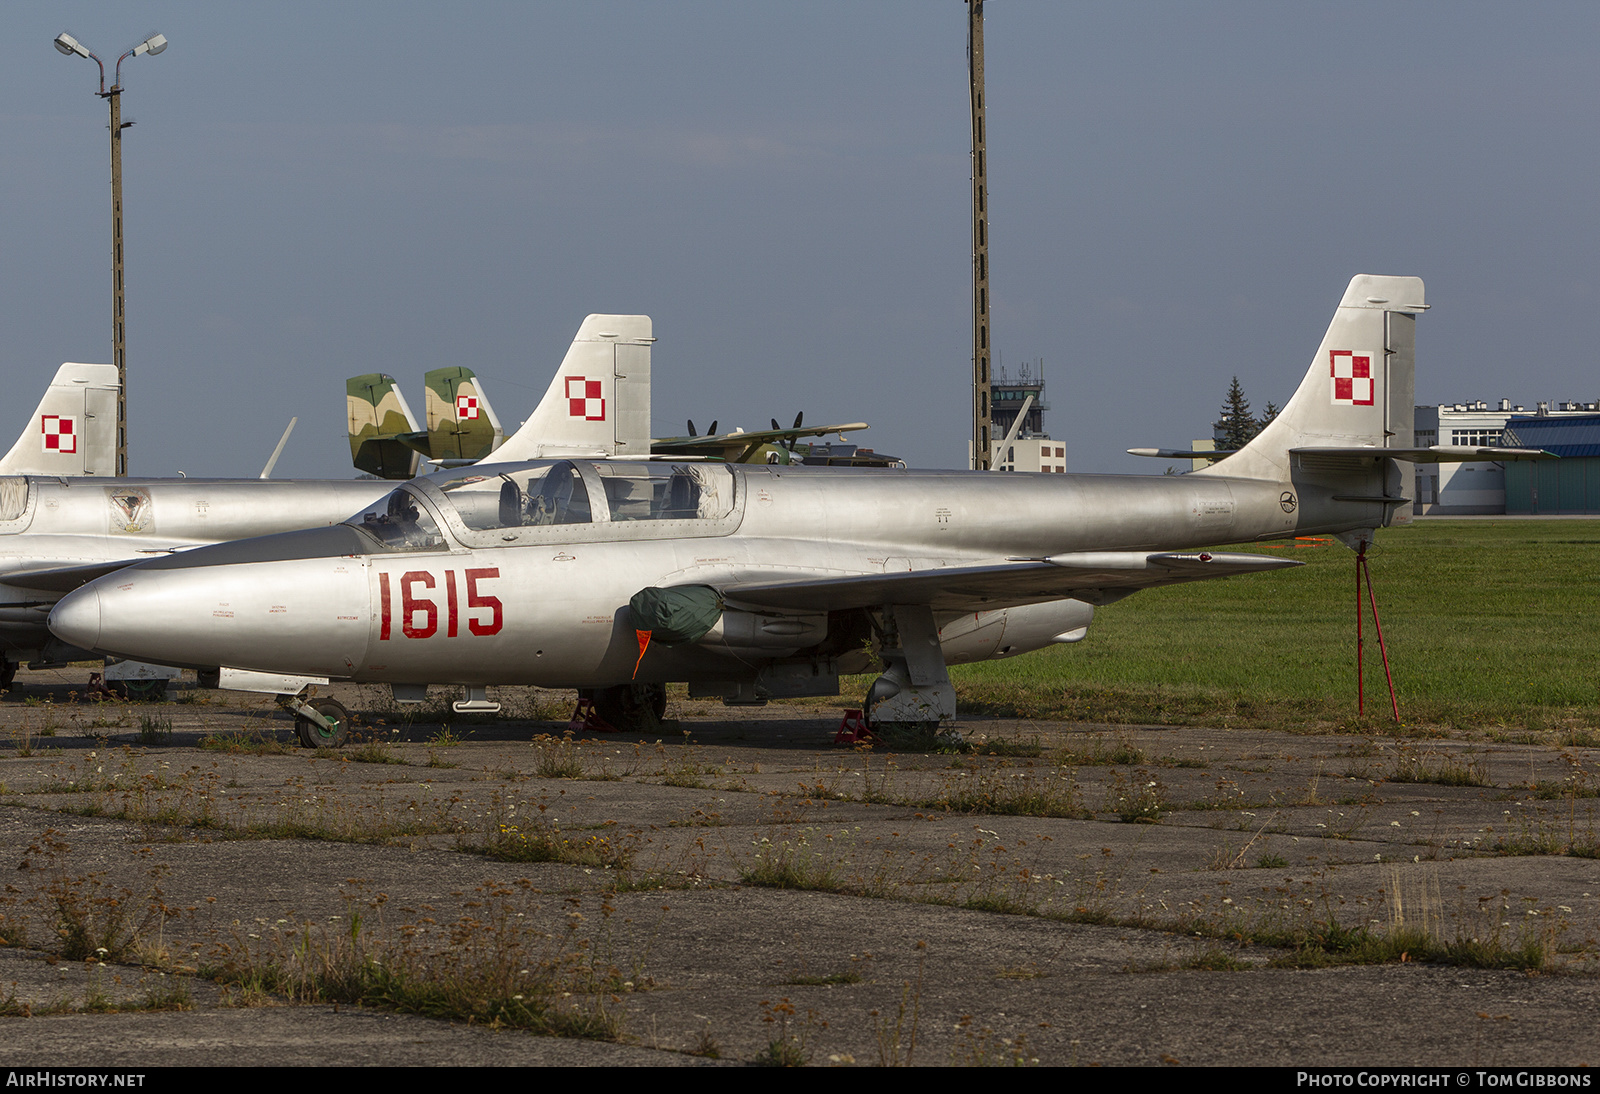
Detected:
left=346, top=373, right=422, bottom=479
left=0, top=363, right=119, bottom=476
left=490, top=315, right=653, bottom=462
left=1197, top=275, right=1425, bottom=484
left=423, top=367, right=504, bottom=463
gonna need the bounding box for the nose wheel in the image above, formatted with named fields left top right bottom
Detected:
left=294, top=697, right=350, bottom=749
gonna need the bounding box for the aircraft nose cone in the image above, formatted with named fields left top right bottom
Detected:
left=49, top=586, right=102, bottom=652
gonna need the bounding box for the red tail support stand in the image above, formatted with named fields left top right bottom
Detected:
left=835, top=709, right=873, bottom=745
left=569, top=696, right=619, bottom=734
left=1354, top=540, right=1400, bottom=724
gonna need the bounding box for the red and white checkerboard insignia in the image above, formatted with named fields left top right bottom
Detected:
left=456, top=395, right=480, bottom=421
left=41, top=415, right=76, bottom=454
left=565, top=376, right=606, bottom=421
left=1329, top=350, right=1375, bottom=406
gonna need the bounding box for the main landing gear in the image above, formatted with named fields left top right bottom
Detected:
left=579, top=683, right=667, bottom=733
left=864, top=604, right=955, bottom=742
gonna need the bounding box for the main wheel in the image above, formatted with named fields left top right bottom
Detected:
left=295, top=697, right=350, bottom=749
left=591, top=683, right=667, bottom=732
left=0, top=659, right=15, bottom=692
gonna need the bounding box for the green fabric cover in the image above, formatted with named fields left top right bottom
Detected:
left=629, top=585, right=723, bottom=645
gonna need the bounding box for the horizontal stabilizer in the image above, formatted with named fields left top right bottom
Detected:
left=719, top=551, right=1299, bottom=614
left=1290, top=445, right=1555, bottom=464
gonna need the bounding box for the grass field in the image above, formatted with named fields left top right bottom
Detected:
left=945, top=519, right=1600, bottom=736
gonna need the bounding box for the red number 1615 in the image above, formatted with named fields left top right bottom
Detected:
left=378, top=567, right=501, bottom=640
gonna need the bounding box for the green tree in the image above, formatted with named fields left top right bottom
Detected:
left=1217, top=376, right=1256, bottom=451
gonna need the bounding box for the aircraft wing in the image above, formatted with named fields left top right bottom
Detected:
left=719, top=550, right=1301, bottom=613
left=0, top=559, right=145, bottom=592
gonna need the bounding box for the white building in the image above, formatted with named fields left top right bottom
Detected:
left=996, top=436, right=1067, bottom=474
left=1414, top=399, right=1599, bottom=514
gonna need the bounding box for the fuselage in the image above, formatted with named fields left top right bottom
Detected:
left=48, top=458, right=1385, bottom=687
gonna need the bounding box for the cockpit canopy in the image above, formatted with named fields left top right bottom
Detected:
left=343, top=488, right=446, bottom=551
left=436, top=460, right=736, bottom=529
left=344, top=460, right=740, bottom=552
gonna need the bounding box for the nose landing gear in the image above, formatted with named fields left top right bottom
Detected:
left=291, top=697, right=350, bottom=749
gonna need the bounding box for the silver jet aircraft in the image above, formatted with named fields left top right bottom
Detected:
left=47, top=276, right=1551, bottom=742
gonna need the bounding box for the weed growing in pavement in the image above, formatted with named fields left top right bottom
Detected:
left=531, top=733, right=587, bottom=779
left=13, top=716, right=36, bottom=757
left=30, top=756, right=470, bottom=846
left=23, top=831, right=178, bottom=963
left=1055, top=735, right=1146, bottom=767
left=208, top=882, right=635, bottom=1038
left=871, top=940, right=926, bottom=1067
left=1387, top=747, right=1492, bottom=787
left=943, top=735, right=1044, bottom=758
left=1181, top=944, right=1250, bottom=971
left=918, top=760, right=1089, bottom=819
left=689, top=1025, right=723, bottom=1059
left=1259, top=866, right=1557, bottom=971
left=741, top=829, right=845, bottom=891
left=755, top=997, right=826, bottom=1067
left=472, top=789, right=639, bottom=873
left=482, top=819, right=637, bottom=872
left=1489, top=808, right=1600, bottom=859
left=198, top=730, right=293, bottom=755
left=1104, top=769, right=1165, bottom=823
left=138, top=974, right=193, bottom=1011
left=950, top=1017, right=1039, bottom=1066
left=341, top=741, right=409, bottom=765
left=137, top=714, right=173, bottom=746
left=656, top=738, right=726, bottom=789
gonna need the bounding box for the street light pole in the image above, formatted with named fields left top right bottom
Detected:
left=967, top=1, right=992, bottom=470
left=108, top=83, right=126, bottom=476
left=54, top=31, right=167, bottom=477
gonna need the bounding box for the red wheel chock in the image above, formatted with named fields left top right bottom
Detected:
left=835, top=708, right=873, bottom=745
left=569, top=697, right=618, bottom=734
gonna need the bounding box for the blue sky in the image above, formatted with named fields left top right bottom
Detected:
left=3, top=2, right=1598, bottom=477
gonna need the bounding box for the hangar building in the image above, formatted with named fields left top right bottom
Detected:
left=1500, top=414, right=1600, bottom=514
left=1413, top=399, right=1599, bottom=515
